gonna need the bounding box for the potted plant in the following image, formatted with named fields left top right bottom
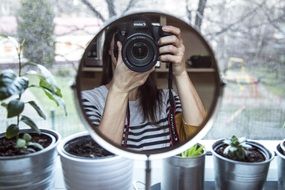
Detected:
left=0, top=35, right=65, bottom=189
left=57, top=131, right=134, bottom=190
left=276, top=140, right=285, bottom=190
left=161, top=143, right=206, bottom=190
left=212, top=135, right=274, bottom=190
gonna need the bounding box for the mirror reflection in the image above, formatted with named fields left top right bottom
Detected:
left=76, top=12, right=219, bottom=154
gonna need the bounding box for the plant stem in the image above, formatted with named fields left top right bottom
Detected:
left=16, top=43, right=23, bottom=131
left=17, top=45, right=22, bottom=77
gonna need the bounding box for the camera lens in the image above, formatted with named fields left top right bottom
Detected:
left=132, top=42, right=148, bottom=60
left=122, top=35, right=158, bottom=72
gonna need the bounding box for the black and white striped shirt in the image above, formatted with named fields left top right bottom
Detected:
left=81, top=85, right=182, bottom=151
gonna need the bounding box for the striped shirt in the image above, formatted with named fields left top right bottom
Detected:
left=81, top=85, right=182, bottom=151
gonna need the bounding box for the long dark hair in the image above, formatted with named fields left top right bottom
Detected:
left=101, top=25, right=162, bottom=122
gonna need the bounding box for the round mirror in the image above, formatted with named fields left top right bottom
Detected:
left=75, top=11, right=221, bottom=160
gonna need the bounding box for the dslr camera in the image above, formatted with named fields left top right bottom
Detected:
left=115, top=20, right=171, bottom=72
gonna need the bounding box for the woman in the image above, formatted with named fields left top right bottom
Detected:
left=82, top=23, right=206, bottom=151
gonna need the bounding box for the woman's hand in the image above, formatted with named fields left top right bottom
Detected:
left=111, top=41, right=154, bottom=93
left=159, top=25, right=186, bottom=77
left=159, top=26, right=206, bottom=126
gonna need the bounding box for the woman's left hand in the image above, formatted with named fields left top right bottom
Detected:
left=159, top=25, right=186, bottom=77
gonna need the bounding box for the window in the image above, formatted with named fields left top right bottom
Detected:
left=0, top=0, right=284, bottom=140
left=202, top=0, right=285, bottom=140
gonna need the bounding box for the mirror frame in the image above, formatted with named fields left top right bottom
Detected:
left=74, top=10, right=223, bottom=160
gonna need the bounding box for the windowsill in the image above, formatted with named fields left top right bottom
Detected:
left=54, top=140, right=282, bottom=189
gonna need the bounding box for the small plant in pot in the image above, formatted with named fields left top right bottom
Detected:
left=57, top=131, right=134, bottom=190
left=212, top=135, right=274, bottom=190
left=0, top=35, right=65, bottom=189
left=161, top=143, right=206, bottom=190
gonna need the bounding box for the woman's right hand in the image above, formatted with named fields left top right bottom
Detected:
left=111, top=41, right=154, bottom=93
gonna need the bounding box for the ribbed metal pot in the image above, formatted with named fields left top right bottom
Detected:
left=0, top=129, right=60, bottom=190
left=57, top=132, right=134, bottom=190
left=276, top=143, right=285, bottom=190
left=212, top=139, right=274, bottom=190
left=161, top=150, right=206, bottom=190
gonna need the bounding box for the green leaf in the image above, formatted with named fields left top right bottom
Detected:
left=7, top=99, right=25, bottom=118
left=16, top=138, right=27, bottom=148
left=181, top=144, right=204, bottom=158
left=21, top=63, right=66, bottom=116
left=223, top=135, right=249, bottom=161
left=27, top=101, right=46, bottom=119
left=36, top=64, right=57, bottom=83
left=0, top=70, right=29, bottom=100
left=20, top=115, right=40, bottom=134
left=27, top=142, right=44, bottom=150
left=22, top=133, right=32, bottom=142
left=24, top=63, right=61, bottom=96
left=5, top=124, right=19, bottom=139
left=43, top=88, right=58, bottom=106
left=21, top=62, right=66, bottom=114
left=39, top=78, right=62, bottom=97
left=43, top=88, right=67, bottom=116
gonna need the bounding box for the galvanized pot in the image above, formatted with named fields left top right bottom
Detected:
left=0, top=129, right=60, bottom=190
left=161, top=149, right=206, bottom=190
left=212, top=139, right=274, bottom=190
left=57, top=131, right=134, bottom=190
left=276, top=142, right=285, bottom=190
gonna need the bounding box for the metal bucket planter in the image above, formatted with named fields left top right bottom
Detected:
left=57, top=131, right=134, bottom=190
left=212, top=139, right=274, bottom=190
left=0, top=129, right=60, bottom=190
left=276, top=141, right=285, bottom=190
left=161, top=149, right=206, bottom=190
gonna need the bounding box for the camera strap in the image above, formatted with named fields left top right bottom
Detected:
left=122, top=102, right=130, bottom=147
left=167, top=63, right=180, bottom=146
left=122, top=65, right=180, bottom=147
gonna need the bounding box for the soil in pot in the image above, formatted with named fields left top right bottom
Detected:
left=64, top=136, right=114, bottom=158
left=0, top=133, right=52, bottom=156
left=215, top=144, right=265, bottom=162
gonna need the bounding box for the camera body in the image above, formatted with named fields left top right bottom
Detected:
left=115, top=20, right=171, bottom=72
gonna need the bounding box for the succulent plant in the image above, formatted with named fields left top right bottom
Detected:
left=223, top=135, right=252, bottom=161
left=180, top=143, right=204, bottom=158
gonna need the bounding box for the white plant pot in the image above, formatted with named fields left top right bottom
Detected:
left=0, top=129, right=60, bottom=190
left=280, top=139, right=285, bottom=154
left=57, top=131, right=134, bottom=190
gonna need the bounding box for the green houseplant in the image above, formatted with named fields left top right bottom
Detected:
left=0, top=35, right=65, bottom=189
left=212, top=135, right=274, bottom=190
left=161, top=143, right=206, bottom=190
